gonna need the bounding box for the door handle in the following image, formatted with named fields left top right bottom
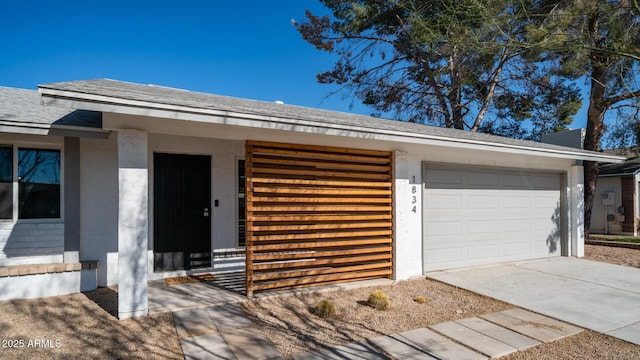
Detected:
left=204, top=208, right=209, bottom=217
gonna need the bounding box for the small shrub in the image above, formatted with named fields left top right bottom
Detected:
left=367, top=290, right=390, bottom=310
left=314, top=300, right=337, bottom=318
left=415, top=295, right=427, bottom=304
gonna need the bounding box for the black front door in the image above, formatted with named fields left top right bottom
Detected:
left=154, top=153, right=211, bottom=271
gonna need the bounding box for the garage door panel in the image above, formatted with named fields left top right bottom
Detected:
left=467, top=219, right=500, bottom=234
left=503, top=194, right=533, bottom=208
left=533, top=175, right=561, bottom=188
left=468, top=244, right=500, bottom=259
left=468, top=171, right=500, bottom=187
left=535, top=216, right=559, bottom=230
left=504, top=242, right=533, bottom=256
left=425, top=193, right=463, bottom=209
left=424, top=220, right=463, bottom=236
left=503, top=218, right=533, bottom=232
left=467, top=194, right=499, bottom=208
left=503, top=173, right=532, bottom=188
left=425, top=247, right=463, bottom=264
left=535, top=194, right=561, bottom=208
left=427, top=169, right=464, bottom=186
left=423, top=165, right=562, bottom=272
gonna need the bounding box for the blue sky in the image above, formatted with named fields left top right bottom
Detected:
left=0, top=1, right=588, bottom=128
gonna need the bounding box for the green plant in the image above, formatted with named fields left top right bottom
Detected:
left=415, top=295, right=427, bottom=304
left=314, top=300, right=337, bottom=318
left=367, top=290, right=390, bottom=310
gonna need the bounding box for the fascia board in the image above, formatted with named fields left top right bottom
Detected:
left=48, top=124, right=111, bottom=139
left=40, top=88, right=625, bottom=163
left=0, top=121, right=50, bottom=135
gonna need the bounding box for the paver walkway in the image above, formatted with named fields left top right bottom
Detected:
left=174, top=305, right=581, bottom=360
left=173, top=303, right=282, bottom=360
left=299, top=308, right=580, bottom=359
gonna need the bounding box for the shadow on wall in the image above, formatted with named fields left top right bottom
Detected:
left=120, top=175, right=149, bottom=318
left=546, top=200, right=561, bottom=254
left=1, top=222, right=64, bottom=264
left=80, top=133, right=119, bottom=287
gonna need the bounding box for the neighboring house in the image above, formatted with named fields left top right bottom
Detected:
left=590, top=153, right=640, bottom=236
left=541, top=130, right=640, bottom=236
left=0, top=79, right=623, bottom=319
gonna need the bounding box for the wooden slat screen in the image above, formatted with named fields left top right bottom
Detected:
left=245, top=140, right=393, bottom=297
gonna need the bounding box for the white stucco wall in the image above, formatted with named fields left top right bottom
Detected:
left=393, top=151, right=423, bottom=280
left=0, top=268, right=97, bottom=301
left=80, top=134, right=119, bottom=286
left=78, top=128, right=248, bottom=283
left=0, top=223, right=64, bottom=266
left=96, top=113, right=585, bottom=284
left=117, top=130, right=149, bottom=319
left=390, top=145, right=578, bottom=279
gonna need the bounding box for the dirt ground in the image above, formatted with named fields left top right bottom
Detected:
left=242, top=274, right=639, bottom=359
left=1, top=244, right=638, bottom=359
left=584, top=244, right=640, bottom=268
left=242, top=244, right=640, bottom=359
left=0, top=287, right=182, bottom=360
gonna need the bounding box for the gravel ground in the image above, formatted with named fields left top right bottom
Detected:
left=584, top=244, right=640, bottom=268
left=1, top=244, right=638, bottom=359
left=0, top=288, right=182, bottom=360
left=242, top=244, right=640, bottom=359
left=242, top=279, right=513, bottom=357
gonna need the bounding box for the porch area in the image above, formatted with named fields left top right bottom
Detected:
left=148, top=271, right=246, bottom=314
left=147, top=270, right=393, bottom=314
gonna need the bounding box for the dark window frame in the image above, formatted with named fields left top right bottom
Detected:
left=0, top=146, right=13, bottom=219
left=238, top=158, right=245, bottom=247
left=0, top=145, right=62, bottom=221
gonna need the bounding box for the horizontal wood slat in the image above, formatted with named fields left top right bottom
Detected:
left=251, top=269, right=393, bottom=291
left=251, top=187, right=391, bottom=195
left=248, top=214, right=392, bottom=222
left=250, top=238, right=392, bottom=251
left=250, top=178, right=392, bottom=188
left=251, top=155, right=390, bottom=171
left=252, top=221, right=391, bottom=231
left=245, top=140, right=393, bottom=296
left=252, top=253, right=393, bottom=271
left=250, top=197, right=391, bottom=203
left=252, top=246, right=392, bottom=261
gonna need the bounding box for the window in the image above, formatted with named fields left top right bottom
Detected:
left=238, top=159, right=245, bottom=247
left=0, top=147, right=12, bottom=219
left=18, top=149, right=61, bottom=219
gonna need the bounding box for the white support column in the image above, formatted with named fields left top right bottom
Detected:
left=117, top=130, right=149, bottom=319
left=393, top=151, right=422, bottom=280
left=570, top=164, right=585, bottom=257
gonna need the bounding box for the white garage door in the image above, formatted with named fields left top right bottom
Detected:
left=422, top=165, right=563, bottom=272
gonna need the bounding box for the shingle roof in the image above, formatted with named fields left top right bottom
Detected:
left=0, top=86, right=101, bottom=128
left=599, top=155, right=640, bottom=176
left=37, top=78, right=621, bottom=160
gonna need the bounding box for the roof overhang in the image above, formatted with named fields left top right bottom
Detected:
left=0, top=118, right=110, bottom=139
left=38, top=86, right=625, bottom=164
left=598, top=170, right=640, bottom=178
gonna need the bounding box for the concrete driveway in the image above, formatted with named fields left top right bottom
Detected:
left=426, top=257, right=640, bottom=346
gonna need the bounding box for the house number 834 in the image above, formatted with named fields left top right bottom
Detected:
left=410, top=185, right=417, bottom=213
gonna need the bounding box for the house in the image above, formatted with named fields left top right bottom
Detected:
left=540, top=130, right=639, bottom=236
left=0, top=79, right=623, bottom=319
left=590, top=152, right=640, bottom=236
